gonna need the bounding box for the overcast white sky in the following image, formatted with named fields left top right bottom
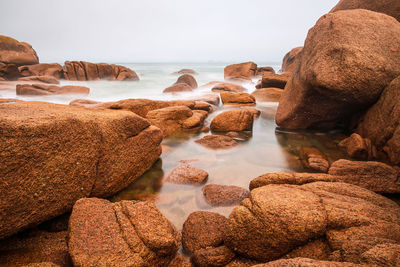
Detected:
left=0, top=0, right=338, bottom=63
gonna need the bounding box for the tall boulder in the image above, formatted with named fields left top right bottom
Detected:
left=0, top=35, right=39, bottom=65
left=276, top=10, right=400, bottom=129
left=0, top=101, right=162, bottom=239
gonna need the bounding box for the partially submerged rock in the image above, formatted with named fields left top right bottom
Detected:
left=195, top=134, right=238, bottom=149
left=165, top=164, right=208, bottom=185
left=210, top=110, right=254, bottom=132
left=251, top=88, right=283, bottom=102
left=172, top=69, right=198, bottom=75
left=212, top=82, right=247, bottom=93
left=258, top=73, right=289, bottom=89
left=0, top=35, right=39, bottom=65
left=220, top=91, right=255, bottom=106
left=175, top=74, right=198, bottom=89
left=16, top=84, right=89, bottom=95
left=18, top=75, right=59, bottom=84
left=202, top=184, right=249, bottom=207
left=68, top=198, right=181, bottom=266
left=338, top=133, right=376, bottom=160
left=224, top=62, right=257, bottom=81
left=163, top=83, right=193, bottom=93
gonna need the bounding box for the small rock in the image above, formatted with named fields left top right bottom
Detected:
left=259, top=73, right=289, bottom=89
left=163, top=83, right=193, bottom=93
left=165, top=164, right=208, bottom=185
left=212, top=82, right=247, bottom=93
left=195, top=134, right=238, bottom=149
left=202, top=184, right=249, bottom=206
left=224, top=62, right=257, bottom=81
left=220, top=91, right=255, bottom=105
left=339, top=133, right=376, bottom=160
left=172, top=69, right=198, bottom=75
left=175, top=74, right=198, bottom=89
left=210, top=110, right=254, bottom=132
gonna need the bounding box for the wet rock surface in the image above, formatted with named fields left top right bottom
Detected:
left=251, top=88, right=283, bottom=102
left=195, top=134, right=238, bottom=149
left=202, top=184, right=249, bottom=207
left=210, top=109, right=254, bottom=132
left=163, top=83, right=193, bottom=93
left=165, top=164, right=209, bottom=185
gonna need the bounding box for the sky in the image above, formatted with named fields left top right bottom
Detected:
left=0, top=0, right=338, bottom=64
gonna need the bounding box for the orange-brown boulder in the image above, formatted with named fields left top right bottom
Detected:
left=0, top=101, right=162, bottom=239
left=212, top=82, right=247, bottom=93
left=16, top=84, right=89, bottom=95
left=18, top=63, right=63, bottom=79
left=195, top=134, right=238, bottom=149
left=254, top=258, right=362, bottom=267
left=276, top=10, right=400, bottom=130
left=68, top=198, right=180, bottom=266
left=220, top=91, right=255, bottom=105
left=338, top=133, right=376, bottom=160
left=251, top=88, right=283, bottom=102
left=224, top=62, right=257, bottom=81
left=165, top=164, right=208, bottom=185
left=258, top=72, right=288, bottom=89
left=280, top=47, right=303, bottom=73
left=256, top=66, right=275, bottom=76
left=0, top=35, right=38, bottom=65
left=0, top=63, right=20, bottom=80
left=191, top=246, right=236, bottom=267
left=163, top=83, right=193, bottom=93
left=331, top=0, right=400, bottom=22
left=202, top=184, right=249, bottom=207
left=210, top=109, right=254, bottom=132
left=18, top=75, right=59, bottom=84
left=224, top=182, right=400, bottom=264
left=175, top=74, right=198, bottom=89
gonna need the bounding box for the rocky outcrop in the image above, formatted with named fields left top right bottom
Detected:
left=254, top=258, right=362, bottom=267
left=251, top=88, right=283, bottom=102
left=172, top=69, right=198, bottom=75
left=16, top=84, right=89, bottom=95
left=18, top=63, right=63, bottom=79
left=280, top=47, right=303, bottom=73
left=276, top=10, right=400, bottom=130
left=163, top=83, right=193, bottom=93
left=0, top=35, right=39, bottom=65
left=331, top=0, right=400, bottom=22
left=146, top=106, right=207, bottom=137
left=202, top=184, right=249, bottom=206
left=195, top=134, right=238, bottom=149
left=356, top=77, right=400, bottom=164
left=212, top=82, right=247, bottom=93
left=175, top=74, right=198, bottom=89
left=63, top=61, right=139, bottom=81
left=165, top=164, right=208, bottom=185
left=18, top=76, right=59, bottom=84
left=339, top=133, right=376, bottom=160
left=210, top=110, right=254, bottom=132
left=68, top=198, right=180, bottom=267
left=224, top=182, right=400, bottom=265
left=257, top=73, right=289, bottom=89
left=224, top=62, right=257, bottom=81
left=220, top=91, right=255, bottom=105
left=0, top=101, right=162, bottom=239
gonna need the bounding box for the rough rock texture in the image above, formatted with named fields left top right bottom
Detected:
left=172, top=69, right=198, bottom=75
left=163, top=83, right=193, bottom=93
left=210, top=110, right=254, bottom=132
left=256, top=66, right=275, bottom=75
left=63, top=61, right=139, bottom=81
left=0, top=102, right=162, bottom=239
left=191, top=246, right=236, bottom=267
left=331, top=0, right=400, bottom=22
left=182, top=211, right=227, bottom=254
left=356, top=76, right=400, bottom=164
left=194, top=93, right=220, bottom=106
left=0, top=63, right=21, bottom=80
left=146, top=106, right=207, bottom=137
left=165, top=164, right=208, bottom=185
left=307, top=154, right=330, bottom=173
left=202, top=184, right=249, bottom=206
left=254, top=258, right=362, bottom=267
left=224, top=62, right=257, bottom=81
left=68, top=198, right=181, bottom=267
left=276, top=10, right=400, bottom=130
left=18, top=75, right=60, bottom=84
left=18, top=63, right=63, bottom=79
left=251, top=88, right=283, bottom=102
left=258, top=73, right=288, bottom=89
left=0, top=35, right=39, bottom=65
left=195, top=134, right=238, bottom=149
left=168, top=254, right=191, bottom=267
left=338, top=133, right=376, bottom=160
left=281, top=47, right=303, bottom=73
left=0, top=230, right=70, bottom=267
left=175, top=74, right=198, bottom=89
left=220, top=91, right=256, bottom=105
left=244, top=107, right=261, bottom=118
left=16, top=84, right=89, bottom=95
left=212, top=82, right=247, bottom=93
left=225, top=182, right=400, bottom=264
left=361, top=243, right=400, bottom=266
left=250, top=159, right=400, bottom=194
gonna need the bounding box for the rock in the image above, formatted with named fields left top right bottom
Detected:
left=307, top=154, right=329, bottom=173
left=361, top=243, right=400, bottom=266
left=224, top=62, right=257, bottom=81
left=338, top=133, right=376, bottom=160
left=0, top=63, right=20, bottom=80
left=220, top=91, right=255, bottom=105
left=280, top=47, right=303, bottom=73
left=0, top=101, right=162, bottom=238
left=0, top=230, right=70, bottom=267
left=256, top=66, right=275, bottom=76
left=356, top=76, right=400, bottom=164
left=193, top=101, right=213, bottom=112
left=146, top=106, right=207, bottom=137
left=202, top=184, right=249, bottom=206
left=63, top=61, right=139, bottom=81
left=254, top=258, right=362, bottom=267
left=165, top=164, right=208, bottom=185
left=259, top=73, right=288, bottom=89
left=276, top=10, right=400, bottom=130
left=172, top=69, right=198, bottom=75
left=182, top=211, right=227, bottom=254
left=191, top=246, right=235, bottom=267
left=18, top=75, right=59, bottom=84
left=212, top=82, right=247, bottom=93
left=175, top=74, right=198, bottom=89
left=195, top=134, right=238, bottom=149
left=0, top=35, right=39, bottom=65
left=244, top=107, right=261, bottom=118
left=68, top=198, right=181, bottom=266
left=22, top=263, right=61, bottom=267
left=16, top=84, right=89, bottom=95
left=168, top=254, right=191, bottom=267
left=194, top=93, right=220, bottom=106
left=224, top=182, right=400, bottom=264
left=331, top=0, right=400, bottom=22
left=18, top=63, right=63, bottom=79
left=225, top=257, right=262, bottom=267
left=163, top=83, right=193, bottom=93
left=210, top=110, right=254, bottom=132
left=251, top=88, right=283, bottom=102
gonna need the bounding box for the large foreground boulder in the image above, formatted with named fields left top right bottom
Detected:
left=18, top=63, right=63, bottom=79
left=224, top=62, right=257, bottom=81
left=224, top=182, right=400, bottom=265
left=0, top=101, right=162, bottom=239
left=0, top=35, right=39, bottom=65
left=69, top=198, right=180, bottom=266
left=280, top=47, right=303, bottom=73
left=331, top=0, right=400, bottom=22
left=276, top=10, right=400, bottom=129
